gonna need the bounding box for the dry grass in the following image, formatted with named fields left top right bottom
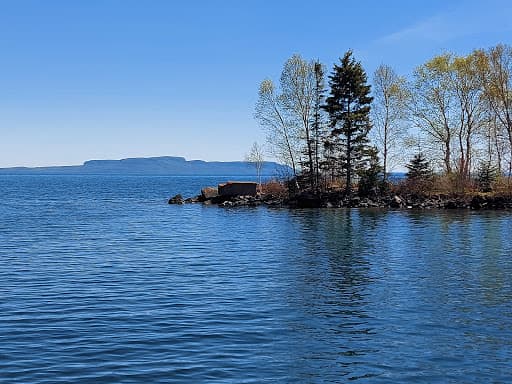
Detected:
left=391, top=173, right=512, bottom=198
left=492, top=176, right=512, bottom=195
left=260, top=180, right=288, bottom=199
left=272, top=173, right=512, bottom=199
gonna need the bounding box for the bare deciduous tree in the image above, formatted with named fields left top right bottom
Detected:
left=280, top=55, right=315, bottom=185
left=255, top=55, right=326, bottom=190
left=481, top=44, right=512, bottom=176
left=450, top=51, right=487, bottom=181
left=255, top=79, right=300, bottom=177
left=245, top=141, right=265, bottom=187
left=410, top=54, right=455, bottom=173
left=372, top=64, right=409, bottom=180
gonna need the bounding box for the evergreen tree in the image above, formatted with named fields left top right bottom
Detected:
left=312, top=61, right=326, bottom=193
left=358, top=146, right=383, bottom=197
left=323, top=50, right=373, bottom=196
left=476, top=161, right=499, bottom=192
left=405, top=153, right=433, bottom=181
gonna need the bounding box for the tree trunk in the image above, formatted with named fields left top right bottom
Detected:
left=305, top=122, right=315, bottom=190
left=383, top=100, right=390, bottom=181
left=346, top=100, right=352, bottom=196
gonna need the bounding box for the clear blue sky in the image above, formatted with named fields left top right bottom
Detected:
left=1, top=0, right=511, bottom=167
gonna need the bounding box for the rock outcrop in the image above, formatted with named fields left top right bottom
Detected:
left=169, top=183, right=512, bottom=210
left=200, top=186, right=218, bottom=201
left=168, top=194, right=184, bottom=204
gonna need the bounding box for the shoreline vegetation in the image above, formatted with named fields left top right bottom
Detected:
left=168, top=178, right=512, bottom=210
left=171, top=44, right=512, bottom=210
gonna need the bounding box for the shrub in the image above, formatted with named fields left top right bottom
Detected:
left=261, top=180, right=288, bottom=199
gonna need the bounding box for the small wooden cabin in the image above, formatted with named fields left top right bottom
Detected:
left=218, top=181, right=257, bottom=197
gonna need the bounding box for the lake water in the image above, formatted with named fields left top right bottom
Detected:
left=1, top=175, right=512, bottom=383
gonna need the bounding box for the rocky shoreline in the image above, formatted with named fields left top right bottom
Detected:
left=168, top=189, right=285, bottom=208
left=169, top=187, right=512, bottom=210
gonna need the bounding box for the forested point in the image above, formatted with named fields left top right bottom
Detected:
left=251, top=44, right=512, bottom=208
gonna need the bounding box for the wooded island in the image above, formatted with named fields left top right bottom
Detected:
left=245, top=44, right=512, bottom=206
left=171, top=44, right=512, bottom=209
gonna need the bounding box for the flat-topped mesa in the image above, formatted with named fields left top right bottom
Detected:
left=218, top=181, right=257, bottom=197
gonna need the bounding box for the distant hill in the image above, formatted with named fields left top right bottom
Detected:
left=0, top=156, right=291, bottom=176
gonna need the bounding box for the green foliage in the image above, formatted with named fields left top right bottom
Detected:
left=403, top=153, right=434, bottom=196
left=476, top=161, right=500, bottom=192
left=406, top=153, right=433, bottom=181
left=311, top=61, right=327, bottom=193
left=255, top=44, right=512, bottom=199
left=323, top=50, right=373, bottom=195
left=358, top=147, right=384, bottom=197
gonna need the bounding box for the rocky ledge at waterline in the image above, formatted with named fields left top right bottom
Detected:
left=169, top=185, right=512, bottom=210
left=168, top=182, right=285, bottom=208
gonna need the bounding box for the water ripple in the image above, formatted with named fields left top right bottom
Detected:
left=1, top=176, right=512, bottom=382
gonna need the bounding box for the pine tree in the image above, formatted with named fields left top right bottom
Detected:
left=476, top=161, right=499, bottom=192
left=323, top=50, right=373, bottom=196
left=405, top=153, right=433, bottom=181
left=358, top=146, right=384, bottom=197
left=312, top=61, right=326, bottom=193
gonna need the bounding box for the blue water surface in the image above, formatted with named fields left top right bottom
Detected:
left=1, top=175, right=512, bottom=383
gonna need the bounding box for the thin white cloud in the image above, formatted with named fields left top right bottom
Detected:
left=380, top=15, right=454, bottom=44
left=377, top=1, right=512, bottom=45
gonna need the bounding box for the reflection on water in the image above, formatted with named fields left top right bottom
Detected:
left=281, top=209, right=512, bottom=382
left=1, top=176, right=512, bottom=383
